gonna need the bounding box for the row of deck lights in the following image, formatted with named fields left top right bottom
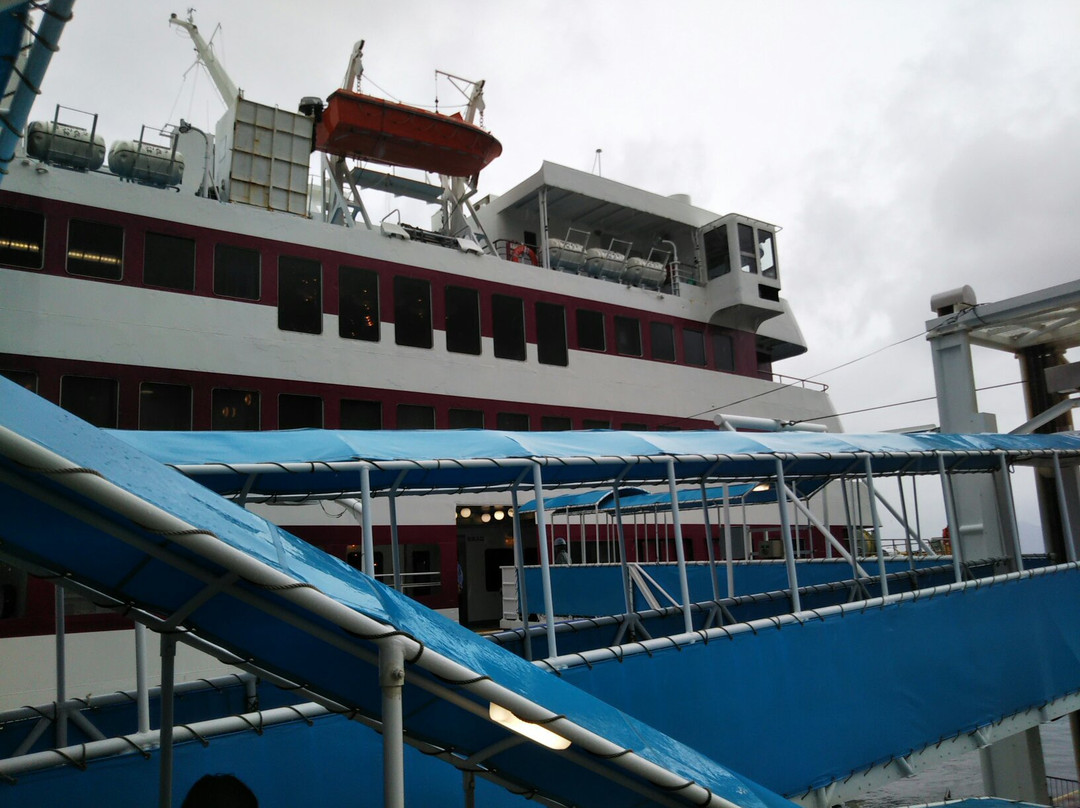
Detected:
left=457, top=506, right=513, bottom=524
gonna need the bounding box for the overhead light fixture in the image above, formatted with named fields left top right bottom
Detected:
left=481, top=512, right=491, bottom=523
left=489, top=703, right=571, bottom=750
left=459, top=507, right=472, bottom=518
left=493, top=509, right=505, bottom=521
left=753, top=483, right=771, bottom=492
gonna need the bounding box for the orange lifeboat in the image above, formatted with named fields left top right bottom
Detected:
left=315, top=89, right=503, bottom=177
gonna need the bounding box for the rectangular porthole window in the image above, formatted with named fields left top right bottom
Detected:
left=339, top=266, right=380, bottom=341
left=445, top=285, right=481, bottom=355
left=0, top=205, right=45, bottom=269
left=139, top=382, right=192, bottom=430
left=341, top=399, right=382, bottom=429
left=449, top=408, right=484, bottom=428
left=614, top=316, right=642, bottom=357
left=394, top=276, right=433, bottom=348
left=67, top=219, right=123, bottom=279
left=650, top=322, right=675, bottom=362
left=712, top=331, right=735, bottom=372
left=212, top=388, right=260, bottom=430
left=492, top=294, right=526, bottom=360
left=144, top=232, right=195, bottom=290
left=60, top=376, right=118, bottom=427
left=397, top=404, right=435, bottom=429
left=496, top=412, right=529, bottom=431
left=576, top=309, right=605, bottom=351
left=279, top=393, right=323, bottom=428
left=540, top=416, right=572, bottom=430
left=536, top=302, right=568, bottom=366
left=214, top=244, right=261, bottom=299
left=278, top=255, right=322, bottom=334
left=683, top=329, right=706, bottom=366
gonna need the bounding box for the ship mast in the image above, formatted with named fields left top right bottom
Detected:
left=168, top=11, right=239, bottom=109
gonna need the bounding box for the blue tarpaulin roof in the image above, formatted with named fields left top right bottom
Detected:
left=109, top=427, right=1080, bottom=501
left=0, top=377, right=794, bottom=807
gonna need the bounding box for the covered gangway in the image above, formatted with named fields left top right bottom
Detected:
left=0, top=378, right=800, bottom=808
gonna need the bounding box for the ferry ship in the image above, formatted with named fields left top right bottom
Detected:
left=0, top=9, right=838, bottom=692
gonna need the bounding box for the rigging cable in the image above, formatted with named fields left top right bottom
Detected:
left=790, top=379, right=1027, bottom=424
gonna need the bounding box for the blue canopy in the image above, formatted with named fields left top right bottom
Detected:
left=109, top=427, right=1080, bottom=502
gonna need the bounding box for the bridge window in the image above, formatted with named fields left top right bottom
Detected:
left=683, top=329, right=706, bottom=366
left=278, top=256, right=322, bottom=334
left=394, top=276, right=432, bottom=348
left=397, top=404, right=435, bottom=429
left=583, top=419, right=610, bottom=429
left=738, top=223, right=757, bottom=273
left=60, top=375, right=118, bottom=427
left=279, top=393, right=323, bottom=429
left=621, top=422, right=647, bottom=430
left=67, top=219, right=123, bottom=280
left=493, top=294, right=526, bottom=360
left=139, top=382, right=192, bottom=430
left=650, top=322, right=675, bottom=362
left=339, top=266, right=380, bottom=341
left=445, top=285, right=481, bottom=355
left=615, top=316, right=642, bottom=357
left=212, top=388, right=260, bottom=430
left=341, top=398, right=382, bottom=429
left=214, top=244, right=260, bottom=299
left=536, top=302, right=567, bottom=366
left=497, top=412, right=529, bottom=431
left=758, top=229, right=777, bottom=279
left=0, top=205, right=45, bottom=270
left=576, top=309, right=606, bottom=351
left=704, top=225, right=731, bottom=279
left=449, top=408, right=484, bottom=428
left=144, top=232, right=195, bottom=290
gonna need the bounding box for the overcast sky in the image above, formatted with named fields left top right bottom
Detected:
left=31, top=0, right=1080, bottom=537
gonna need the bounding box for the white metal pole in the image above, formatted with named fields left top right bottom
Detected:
left=54, top=586, right=67, bottom=748
left=863, top=456, right=889, bottom=597
left=700, top=481, right=720, bottom=600
left=840, top=478, right=858, bottom=579
left=822, top=489, right=833, bottom=559
left=938, top=454, right=964, bottom=583
left=783, top=485, right=869, bottom=577
left=741, top=498, right=749, bottom=560
left=897, top=477, right=915, bottom=570
left=388, top=494, right=403, bottom=591
left=774, top=459, right=802, bottom=612
left=509, top=487, right=533, bottom=661
left=722, top=484, right=735, bottom=598
left=380, top=637, right=407, bottom=808
left=869, top=482, right=936, bottom=555
left=361, top=465, right=375, bottom=577
left=135, top=622, right=150, bottom=734
left=158, top=633, right=177, bottom=808
left=612, top=486, right=634, bottom=618
left=666, top=459, right=694, bottom=634
left=1053, top=453, right=1078, bottom=563
left=532, top=463, right=558, bottom=657
left=997, top=454, right=1025, bottom=572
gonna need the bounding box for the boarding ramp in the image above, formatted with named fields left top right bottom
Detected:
left=0, top=378, right=794, bottom=808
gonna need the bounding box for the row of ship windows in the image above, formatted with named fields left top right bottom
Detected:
left=1, top=371, right=665, bottom=432
left=0, top=205, right=737, bottom=371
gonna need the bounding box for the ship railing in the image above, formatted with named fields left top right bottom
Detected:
left=756, top=370, right=829, bottom=392
left=1048, top=775, right=1080, bottom=807
left=373, top=569, right=441, bottom=594
left=496, top=238, right=542, bottom=266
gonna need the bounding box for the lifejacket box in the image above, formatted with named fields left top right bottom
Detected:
left=26, top=121, right=106, bottom=171
left=216, top=98, right=312, bottom=216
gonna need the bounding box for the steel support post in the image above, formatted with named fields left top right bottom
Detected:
left=361, top=465, right=374, bottom=577
left=532, top=463, right=558, bottom=657
left=54, top=586, right=67, bottom=748
left=611, top=486, right=634, bottom=618
left=380, top=637, right=407, bottom=808
left=135, top=622, right=151, bottom=734
left=863, top=457, right=889, bottom=597
left=938, top=455, right=964, bottom=583
left=1052, top=454, right=1078, bottom=563
left=840, top=479, right=858, bottom=580
left=665, top=459, right=694, bottom=633
left=388, top=490, right=403, bottom=591
left=822, top=489, right=833, bottom=559
left=700, top=481, right=720, bottom=600
left=722, top=484, right=735, bottom=597
left=783, top=485, right=868, bottom=577
left=775, top=459, right=801, bottom=613
left=996, top=455, right=1024, bottom=572
left=897, top=477, right=915, bottom=570
left=158, top=633, right=177, bottom=808
left=509, top=487, right=533, bottom=660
